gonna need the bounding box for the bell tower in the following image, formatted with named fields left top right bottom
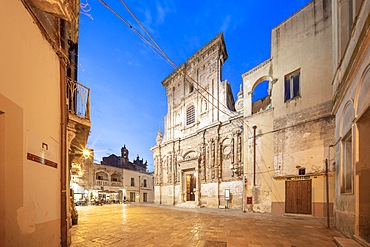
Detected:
left=121, top=145, right=129, bottom=165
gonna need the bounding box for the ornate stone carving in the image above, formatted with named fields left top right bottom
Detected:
left=156, top=130, right=163, bottom=145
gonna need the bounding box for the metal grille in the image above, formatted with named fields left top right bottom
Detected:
left=186, top=105, right=195, bottom=125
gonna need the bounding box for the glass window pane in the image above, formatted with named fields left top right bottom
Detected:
left=293, top=73, right=300, bottom=98
left=284, top=78, right=291, bottom=101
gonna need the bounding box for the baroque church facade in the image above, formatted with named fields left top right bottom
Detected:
left=151, top=33, right=245, bottom=208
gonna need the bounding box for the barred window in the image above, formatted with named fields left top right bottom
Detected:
left=186, top=105, right=195, bottom=125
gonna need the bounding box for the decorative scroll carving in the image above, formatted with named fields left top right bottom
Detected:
left=201, top=143, right=206, bottom=181
left=218, top=142, right=222, bottom=178
left=211, top=139, right=215, bottom=179
left=174, top=152, right=178, bottom=183
left=168, top=153, right=172, bottom=184
left=237, top=132, right=242, bottom=163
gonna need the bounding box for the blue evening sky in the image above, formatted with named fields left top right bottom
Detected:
left=78, top=0, right=312, bottom=171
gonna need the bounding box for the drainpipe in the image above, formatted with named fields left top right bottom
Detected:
left=139, top=175, right=141, bottom=203
left=325, top=159, right=330, bottom=229
left=252, top=125, right=257, bottom=187
left=172, top=145, right=176, bottom=205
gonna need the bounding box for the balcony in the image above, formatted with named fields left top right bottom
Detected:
left=25, top=0, right=79, bottom=21
left=67, top=78, right=91, bottom=151
left=96, top=180, right=110, bottom=186
left=111, top=181, right=123, bottom=187
left=95, top=180, right=123, bottom=187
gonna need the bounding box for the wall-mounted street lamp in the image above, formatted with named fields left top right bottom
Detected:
left=82, top=149, right=90, bottom=159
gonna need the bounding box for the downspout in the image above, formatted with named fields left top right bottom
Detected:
left=60, top=19, right=68, bottom=247
left=326, top=143, right=335, bottom=229
left=172, top=143, right=176, bottom=205
left=252, top=125, right=257, bottom=187
left=325, top=159, right=330, bottom=229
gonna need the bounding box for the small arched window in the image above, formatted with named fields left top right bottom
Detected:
left=186, top=105, right=195, bottom=125
left=189, top=84, right=194, bottom=93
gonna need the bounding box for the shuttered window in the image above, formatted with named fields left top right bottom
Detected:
left=186, top=105, right=195, bottom=125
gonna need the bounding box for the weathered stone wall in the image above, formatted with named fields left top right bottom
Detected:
left=242, top=0, right=335, bottom=216
left=273, top=101, right=334, bottom=177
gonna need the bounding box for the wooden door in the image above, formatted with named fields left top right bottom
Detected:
left=190, top=175, right=196, bottom=201
left=186, top=174, right=196, bottom=201
left=285, top=180, right=312, bottom=214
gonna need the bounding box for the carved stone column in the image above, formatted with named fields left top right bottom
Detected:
left=180, top=170, right=185, bottom=203
left=196, top=156, right=201, bottom=206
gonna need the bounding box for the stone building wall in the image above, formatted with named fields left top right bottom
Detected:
left=331, top=0, right=370, bottom=240
left=242, top=0, right=336, bottom=216
left=152, top=33, right=244, bottom=209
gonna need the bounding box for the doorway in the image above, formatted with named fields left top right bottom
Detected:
left=285, top=179, right=312, bottom=214
left=186, top=174, right=196, bottom=201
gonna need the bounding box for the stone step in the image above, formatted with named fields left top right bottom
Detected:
left=175, top=202, right=200, bottom=208
left=334, top=237, right=363, bottom=247
left=353, top=235, right=370, bottom=247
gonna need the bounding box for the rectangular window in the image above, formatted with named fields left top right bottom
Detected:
left=130, top=192, right=135, bottom=202
left=341, top=131, right=353, bottom=193
left=143, top=179, right=147, bottom=187
left=131, top=178, right=135, bottom=186
left=284, top=70, right=301, bottom=102
left=186, top=105, right=195, bottom=125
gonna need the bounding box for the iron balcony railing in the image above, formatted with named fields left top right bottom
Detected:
left=67, top=78, right=90, bottom=120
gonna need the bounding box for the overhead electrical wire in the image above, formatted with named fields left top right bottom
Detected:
left=95, top=2, right=334, bottom=224
left=98, top=0, right=243, bottom=126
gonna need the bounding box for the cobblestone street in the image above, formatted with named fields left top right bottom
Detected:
left=70, top=204, right=343, bottom=247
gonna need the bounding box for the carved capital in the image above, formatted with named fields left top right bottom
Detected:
left=67, top=129, right=76, bottom=151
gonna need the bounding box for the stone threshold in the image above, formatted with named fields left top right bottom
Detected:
left=334, top=236, right=370, bottom=247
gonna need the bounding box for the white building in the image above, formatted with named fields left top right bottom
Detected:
left=151, top=33, right=244, bottom=209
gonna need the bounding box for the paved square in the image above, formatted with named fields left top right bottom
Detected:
left=71, top=204, right=342, bottom=247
